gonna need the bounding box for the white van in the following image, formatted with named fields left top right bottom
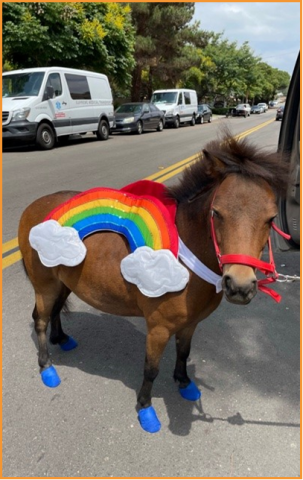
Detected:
left=151, top=89, right=198, bottom=128
left=2, top=67, right=115, bottom=149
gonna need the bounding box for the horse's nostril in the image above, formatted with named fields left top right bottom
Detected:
left=222, top=274, right=232, bottom=292
left=222, top=274, right=258, bottom=302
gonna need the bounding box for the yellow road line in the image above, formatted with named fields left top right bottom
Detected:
left=2, top=119, right=275, bottom=270
left=2, top=237, right=19, bottom=254
left=145, top=153, right=199, bottom=181
left=2, top=250, right=22, bottom=270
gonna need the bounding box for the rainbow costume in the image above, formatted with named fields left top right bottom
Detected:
left=29, top=180, right=190, bottom=297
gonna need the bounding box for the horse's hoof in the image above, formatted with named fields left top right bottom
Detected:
left=60, top=336, right=78, bottom=351
left=138, top=406, right=161, bottom=433
left=41, top=365, right=61, bottom=388
left=179, top=380, right=201, bottom=401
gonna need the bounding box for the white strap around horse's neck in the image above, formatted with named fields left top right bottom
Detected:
left=178, top=238, right=223, bottom=293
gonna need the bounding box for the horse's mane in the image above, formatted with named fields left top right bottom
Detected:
left=167, top=130, right=290, bottom=204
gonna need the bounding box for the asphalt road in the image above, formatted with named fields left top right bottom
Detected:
left=2, top=109, right=300, bottom=478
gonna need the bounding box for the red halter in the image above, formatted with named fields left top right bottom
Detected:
left=210, top=204, right=291, bottom=303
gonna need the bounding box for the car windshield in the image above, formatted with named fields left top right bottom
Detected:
left=151, top=92, right=178, bottom=104
left=116, top=104, right=143, bottom=114
left=2, top=72, right=45, bottom=97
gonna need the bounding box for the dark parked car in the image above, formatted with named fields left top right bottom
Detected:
left=196, top=104, right=212, bottom=124
left=113, top=102, right=165, bottom=134
left=251, top=105, right=265, bottom=114
left=276, top=105, right=285, bottom=121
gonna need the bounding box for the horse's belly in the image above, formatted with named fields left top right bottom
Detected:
left=58, top=232, right=143, bottom=317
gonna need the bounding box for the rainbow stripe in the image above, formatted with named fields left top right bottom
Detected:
left=45, top=186, right=178, bottom=256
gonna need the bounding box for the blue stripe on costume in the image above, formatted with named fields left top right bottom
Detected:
left=73, top=214, right=146, bottom=252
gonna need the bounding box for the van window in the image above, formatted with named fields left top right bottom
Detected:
left=184, top=92, right=191, bottom=105
left=46, top=73, right=62, bottom=97
left=65, top=74, right=91, bottom=100
left=88, top=77, right=111, bottom=100
left=151, top=92, right=177, bottom=104
left=2, top=72, right=44, bottom=97
left=178, top=93, right=183, bottom=105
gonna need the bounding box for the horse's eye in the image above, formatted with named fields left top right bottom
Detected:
left=212, top=209, right=222, bottom=219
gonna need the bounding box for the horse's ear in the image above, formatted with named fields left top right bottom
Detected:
left=202, top=149, right=225, bottom=177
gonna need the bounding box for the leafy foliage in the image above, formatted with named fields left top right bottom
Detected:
left=2, top=2, right=136, bottom=90
left=3, top=2, right=291, bottom=102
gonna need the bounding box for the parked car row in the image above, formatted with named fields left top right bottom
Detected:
left=3, top=71, right=212, bottom=148
left=226, top=102, right=270, bottom=118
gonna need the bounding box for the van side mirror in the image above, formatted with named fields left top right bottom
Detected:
left=43, top=85, right=54, bottom=101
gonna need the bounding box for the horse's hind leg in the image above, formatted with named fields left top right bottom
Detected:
left=49, top=286, right=77, bottom=351
left=173, top=324, right=201, bottom=401
left=137, top=325, right=172, bottom=433
left=32, top=283, right=73, bottom=387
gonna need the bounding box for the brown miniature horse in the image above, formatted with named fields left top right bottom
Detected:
left=18, top=133, right=289, bottom=433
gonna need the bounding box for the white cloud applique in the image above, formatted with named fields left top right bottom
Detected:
left=121, top=246, right=189, bottom=297
left=29, top=220, right=87, bottom=267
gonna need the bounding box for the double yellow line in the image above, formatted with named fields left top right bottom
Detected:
left=2, top=118, right=274, bottom=270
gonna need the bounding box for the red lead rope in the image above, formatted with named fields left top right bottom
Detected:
left=210, top=209, right=291, bottom=303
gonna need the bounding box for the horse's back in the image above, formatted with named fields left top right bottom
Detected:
left=18, top=191, right=80, bottom=255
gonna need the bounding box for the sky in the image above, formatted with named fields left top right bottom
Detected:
left=193, top=2, right=301, bottom=75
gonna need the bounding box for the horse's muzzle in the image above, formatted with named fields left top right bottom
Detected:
left=222, top=273, right=258, bottom=305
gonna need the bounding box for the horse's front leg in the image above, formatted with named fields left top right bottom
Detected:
left=137, top=325, right=171, bottom=433
left=173, top=324, right=201, bottom=401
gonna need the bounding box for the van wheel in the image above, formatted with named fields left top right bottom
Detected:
left=173, top=116, right=180, bottom=128
left=190, top=115, right=195, bottom=126
left=157, top=119, right=164, bottom=132
left=36, top=123, right=55, bottom=150
left=136, top=121, right=143, bottom=134
left=96, top=120, right=109, bottom=140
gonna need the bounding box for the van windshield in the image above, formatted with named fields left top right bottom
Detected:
left=2, top=72, right=45, bottom=98
left=151, top=92, right=178, bottom=104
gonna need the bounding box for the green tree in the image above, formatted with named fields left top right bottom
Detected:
left=130, top=3, right=197, bottom=100
left=2, top=2, right=136, bottom=92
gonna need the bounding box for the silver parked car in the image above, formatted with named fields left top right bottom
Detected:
left=251, top=105, right=265, bottom=114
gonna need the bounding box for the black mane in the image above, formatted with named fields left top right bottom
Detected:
left=167, top=131, right=290, bottom=204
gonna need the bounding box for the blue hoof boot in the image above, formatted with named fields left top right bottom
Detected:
left=41, top=365, right=61, bottom=388
left=60, top=336, right=78, bottom=351
left=138, top=406, right=161, bottom=433
left=179, top=380, right=201, bottom=401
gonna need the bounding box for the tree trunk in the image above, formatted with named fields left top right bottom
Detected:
left=131, top=64, right=142, bottom=102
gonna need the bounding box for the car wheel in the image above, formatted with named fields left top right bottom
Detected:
left=136, top=121, right=143, bottom=134
left=157, top=119, right=164, bottom=132
left=173, top=116, right=180, bottom=128
left=190, top=115, right=196, bottom=126
left=208, top=116, right=212, bottom=123
left=96, top=119, right=109, bottom=140
left=36, top=123, right=56, bottom=150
